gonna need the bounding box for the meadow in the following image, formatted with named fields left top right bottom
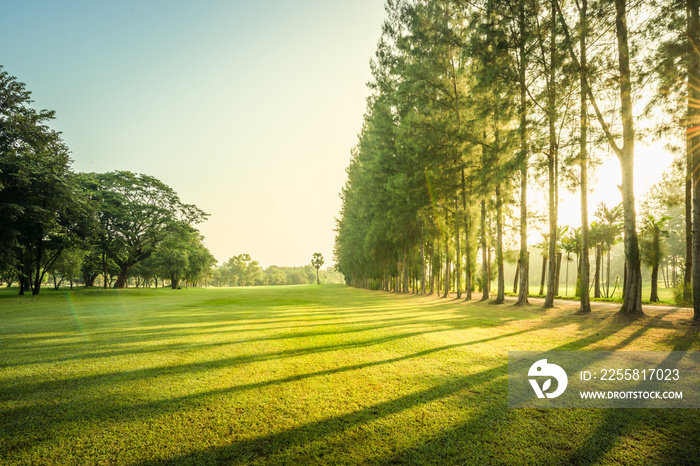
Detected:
left=1, top=285, right=699, bottom=465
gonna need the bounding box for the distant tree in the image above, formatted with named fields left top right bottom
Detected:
left=312, top=253, right=324, bottom=285
left=560, top=229, right=579, bottom=297
left=223, top=254, right=262, bottom=287
left=50, top=248, right=85, bottom=289
left=151, top=228, right=214, bottom=289
left=593, top=203, right=623, bottom=298
left=152, top=229, right=191, bottom=289
left=184, top=239, right=216, bottom=287
left=640, top=214, right=670, bottom=303
left=264, top=266, right=288, bottom=286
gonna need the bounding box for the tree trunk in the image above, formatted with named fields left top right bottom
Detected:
left=544, top=0, right=558, bottom=309
left=689, top=0, right=700, bottom=319
left=514, top=262, right=520, bottom=294
left=420, top=226, right=426, bottom=294
left=480, top=199, right=489, bottom=300
left=578, top=0, right=591, bottom=312
left=428, top=242, right=435, bottom=295
left=443, top=229, right=450, bottom=298
left=605, top=244, right=612, bottom=298
left=496, top=184, right=505, bottom=303
left=594, top=244, right=602, bottom=298
left=650, top=264, right=659, bottom=302
left=102, top=251, right=109, bottom=289
left=455, top=204, right=462, bottom=299
left=554, top=252, right=562, bottom=297
left=575, top=253, right=582, bottom=298
left=539, top=255, right=547, bottom=296
left=686, top=136, right=693, bottom=299
left=516, top=0, right=529, bottom=306
left=403, top=249, right=409, bottom=293
left=428, top=246, right=434, bottom=295
left=463, top=171, right=472, bottom=300
left=32, top=227, right=43, bottom=295
left=115, top=265, right=129, bottom=288
left=615, top=0, right=643, bottom=315
left=662, top=258, right=669, bottom=289
left=650, top=226, right=661, bottom=302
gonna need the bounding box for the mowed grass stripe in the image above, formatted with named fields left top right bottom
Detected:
left=0, top=285, right=698, bottom=465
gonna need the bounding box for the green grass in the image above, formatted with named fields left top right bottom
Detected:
left=1, top=285, right=699, bottom=465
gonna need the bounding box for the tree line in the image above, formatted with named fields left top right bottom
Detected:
left=333, top=0, right=700, bottom=320
left=0, top=67, right=214, bottom=294
left=210, top=253, right=341, bottom=287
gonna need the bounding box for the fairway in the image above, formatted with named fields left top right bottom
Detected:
left=1, top=285, right=699, bottom=465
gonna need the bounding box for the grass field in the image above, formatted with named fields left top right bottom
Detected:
left=1, top=285, right=699, bottom=465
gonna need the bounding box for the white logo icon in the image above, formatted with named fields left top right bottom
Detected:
left=528, top=359, right=568, bottom=399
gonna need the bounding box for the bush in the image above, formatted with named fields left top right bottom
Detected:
left=673, top=282, right=692, bottom=307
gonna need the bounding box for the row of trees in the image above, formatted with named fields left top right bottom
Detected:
left=334, top=0, right=700, bottom=319
left=209, top=253, right=341, bottom=287
left=0, top=67, right=214, bottom=293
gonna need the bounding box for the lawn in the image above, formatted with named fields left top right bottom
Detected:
left=1, top=285, right=699, bottom=465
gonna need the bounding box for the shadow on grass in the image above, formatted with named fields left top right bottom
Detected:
left=1, top=328, right=537, bottom=459
left=2, top=287, right=696, bottom=464
left=127, top=319, right=653, bottom=465
left=0, top=304, right=532, bottom=369
left=135, top=364, right=512, bottom=465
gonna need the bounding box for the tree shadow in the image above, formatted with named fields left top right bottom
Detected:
left=2, top=287, right=694, bottom=464
left=128, top=317, right=657, bottom=464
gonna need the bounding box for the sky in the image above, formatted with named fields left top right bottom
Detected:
left=1, top=1, right=676, bottom=267
left=2, top=0, right=387, bottom=268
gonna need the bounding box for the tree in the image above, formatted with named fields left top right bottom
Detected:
left=560, top=229, right=579, bottom=297
left=594, top=203, right=623, bottom=298
left=645, top=0, right=700, bottom=313
left=50, top=248, right=85, bottom=289
left=81, top=171, right=207, bottom=288
left=151, top=228, right=192, bottom=289
left=577, top=0, right=591, bottom=313
left=688, top=0, right=700, bottom=320
left=222, top=254, right=262, bottom=287
left=0, top=67, right=94, bottom=295
left=640, top=214, right=670, bottom=302
left=311, top=253, right=324, bottom=285
left=555, top=0, right=644, bottom=315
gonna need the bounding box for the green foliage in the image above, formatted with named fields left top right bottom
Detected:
left=50, top=248, right=85, bottom=289
left=80, top=171, right=208, bottom=288
left=0, top=66, right=95, bottom=295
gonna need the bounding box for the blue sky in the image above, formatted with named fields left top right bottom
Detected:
left=2, top=0, right=387, bottom=267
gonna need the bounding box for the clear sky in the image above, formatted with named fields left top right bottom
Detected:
left=2, top=0, right=387, bottom=268
left=2, top=1, right=675, bottom=267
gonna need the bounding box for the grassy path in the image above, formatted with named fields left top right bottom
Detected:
left=1, top=285, right=698, bottom=465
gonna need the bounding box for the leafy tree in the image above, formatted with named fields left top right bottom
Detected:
left=222, top=254, right=262, bottom=287
left=640, top=214, right=670, bottom=302
left=50, top=248, right=85, bottom=289
left=593, top=203, right=623, bottom=298
left=81, top=171, right=207, bottom=288
left=560, top=228, right=579, bottom=297
left=151, top=229, right=192, bottom=289
left=311, top=253, right=324, bottom=285
left=0, top=67, right=94, bottom=295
